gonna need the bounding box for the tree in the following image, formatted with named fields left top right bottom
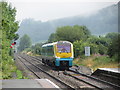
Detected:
left=49, top=25, right=91, bottom=43
left=73, top=40, right=98, bottom=57
left=2, top=2, right=19, bottom=40
left=105, top=32, right=118, bottom=39
left=1, top=1, right=19, bottom=79
left=87, top=35, right=110, bottom=54
left=1, top=1, right=19, bottom=59
left=31, top=43, right=42, bottom=55
left=18, top=34, right=32, bottom=52
left=14, top=33, right=19, bottom=41
left=107, top=33, right=120, bottom=62
left=48, top=33, right=57, bottom=43
left=73, top=35, right=111, bottom=57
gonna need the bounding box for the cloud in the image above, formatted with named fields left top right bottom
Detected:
left=7, top=0, right=119, bottom=21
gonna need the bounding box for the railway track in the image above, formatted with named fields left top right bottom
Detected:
left=15, top=53, right=74, bottom=89
left=27, top=55, right=120, bottom=89
left=15, top=53, right=120, bottom=90
left=64, top=69, right=120, bottom=90
left=70, top=69, right=120, bottom=89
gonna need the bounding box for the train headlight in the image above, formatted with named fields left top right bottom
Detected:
left=57, top=57, right=60, bottom=59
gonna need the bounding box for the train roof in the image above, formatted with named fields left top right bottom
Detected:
left=42, top=42, right=57, bottom=47
left=42, top=41, right=72, bottom=47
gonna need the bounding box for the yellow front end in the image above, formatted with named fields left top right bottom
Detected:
left=54, top=44, right=73, bottom=58
left=56, top=52, right=72, bottom=58
left=54, top=42, right=73, bottom=67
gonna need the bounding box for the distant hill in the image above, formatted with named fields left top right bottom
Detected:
left=17, top=3, right=118, bottom=44
left=17, top=19, right=55, bottom=43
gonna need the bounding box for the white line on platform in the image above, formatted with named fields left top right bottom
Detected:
left=45, top=79, right=60, bottom=88
left=99, top=68, right=120, bottom=73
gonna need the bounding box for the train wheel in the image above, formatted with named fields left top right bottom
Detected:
left=42, top=59, right=44, bottom=63
left=55, top=66, right=59, bottom=70
left=47, top=60, right=50, bottom=66
left=53, top=61, right=55, bottom=67
left=65, top=67, right=69, bottom=70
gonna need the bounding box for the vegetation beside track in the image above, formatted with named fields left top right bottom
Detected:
left=0, top=1, right=28, bottom=79
left=73, top=55, right=120, bottom=71
left=1, top=58, right=28, bottom=79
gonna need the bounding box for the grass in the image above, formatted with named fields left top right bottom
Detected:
left=0, top=71, right=2, bottom=79
left=73, top=55, right=119, bottom=71
left=16, top=70, right=28, bottom=79
left=1, top=58, right=28, bottom=79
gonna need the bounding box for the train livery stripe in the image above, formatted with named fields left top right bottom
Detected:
left=55, top=58, right=73, bottom=66
left=56, top=58, right=73, bottom=61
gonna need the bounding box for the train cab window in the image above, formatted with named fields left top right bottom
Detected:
left=57, top=43, right=71, bottom=53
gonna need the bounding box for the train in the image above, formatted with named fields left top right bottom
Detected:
left=41, top=41, right=74, bottom=69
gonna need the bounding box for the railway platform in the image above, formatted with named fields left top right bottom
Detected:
left=98, top=68, right=120, bottom=73
left=1, top=79, right=59, bottom=89
left=92, top=68, right=120, bottom=76
left=92, top=68, right=120, bottom=86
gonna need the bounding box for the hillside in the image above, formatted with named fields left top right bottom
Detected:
left=17, top=3, right=118, bottom=43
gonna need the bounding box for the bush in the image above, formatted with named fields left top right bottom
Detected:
left=93, top=55, right=117, bottom=64
left=2, top=58, right=16, bottom=79
left=107, top=33, right=120, bottom=62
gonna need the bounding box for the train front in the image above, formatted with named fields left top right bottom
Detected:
left=55, top=41, right=74, bottom=68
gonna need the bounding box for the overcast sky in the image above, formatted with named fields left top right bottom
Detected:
left=7, top=0, right=119, bottom=22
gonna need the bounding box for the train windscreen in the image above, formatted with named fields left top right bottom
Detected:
left=57, top=43, right=71, bottom=53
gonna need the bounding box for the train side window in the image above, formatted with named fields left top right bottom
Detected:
left=47, top=46, right=54, bottom=56
left=42, top=47, right=46, bottom=55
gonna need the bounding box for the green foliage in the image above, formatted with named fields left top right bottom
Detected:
left=48, top=25, right=91, bottom=43
left=73, top=35, right=109, bottom=57
left=73, top=40, right=92, bottom=57
left=1, top=2, right=19, bottom=40
left=18, top=34, right=32, bottom=52
left=105, top=32, right=118, bottom=39
left=31, top=43, right=42, bottom=55
left=98, top=44, right=108, bottom=55
left=2, top=59, right=16, bottom=79
left=107, top=33, right=120, bottom=62
left=93, top=56, right=112, bottom=63
left=73, top=55, right=119, bottom=71
left=48, top=33, right=57, bottom=43
left=1, top=1, right=19, bottom=59
left=16, top=70, right=23, bottom=79
left=14, top=33, right=19, bottom=41
left=2, top=59, right=28, bottom=79
left=24, top=48, right=32, bottom=52
left=0, top=1, right=24, bottom=79
left=74, top=32, right=119, bottom=62
left=92, top=55, right=118, bottom=70
left=16, top=70, right=28, bottom=79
